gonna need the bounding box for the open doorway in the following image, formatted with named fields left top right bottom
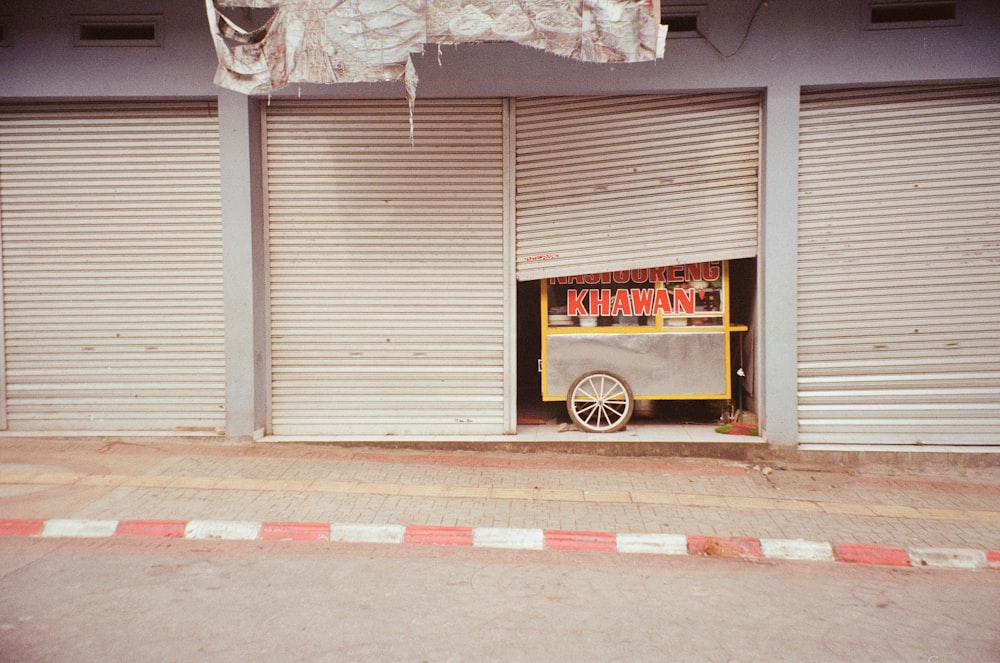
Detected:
left=514, top=259, right=757, bottom=430
left=516, top=279, right=562, bottom=425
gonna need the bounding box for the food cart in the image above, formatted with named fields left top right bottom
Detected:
left=541, top=260, right=747, bottom=433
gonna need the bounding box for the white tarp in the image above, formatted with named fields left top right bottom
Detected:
left=207, top=0, right=667, bottom=99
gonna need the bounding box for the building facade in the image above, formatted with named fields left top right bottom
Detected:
left=1, top=0, right=998, bottom=452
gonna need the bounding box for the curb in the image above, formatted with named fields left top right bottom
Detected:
left=2, top=518, right=998, bottom=571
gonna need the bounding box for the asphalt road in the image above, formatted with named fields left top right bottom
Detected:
left=1, top=538, right=997, bottom=662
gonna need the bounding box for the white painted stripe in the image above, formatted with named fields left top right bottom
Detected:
left=473, top=527, right=545, bottom=550
left=330, top=523, right=406, bottom=544
left=184, top=520, right=262, bottom=541
left=908, top=548, right=988, bottom=570
left=760, top=539, right=835, bottom=562
left=40, top=519, right=119, bottom=538
left=616, top=533, right=689, bottom=555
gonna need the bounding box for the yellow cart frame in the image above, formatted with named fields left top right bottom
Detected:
left=540, top=260, right=747, bottom=432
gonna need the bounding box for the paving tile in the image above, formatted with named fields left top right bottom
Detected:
left=1, top=439, right=999, bottom=558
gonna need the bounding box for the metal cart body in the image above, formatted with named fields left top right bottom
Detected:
left=541, top=260, right=746, bottom=432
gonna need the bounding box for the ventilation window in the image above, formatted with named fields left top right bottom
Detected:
left=661, top=4, right=707, bottom=38
left=74, top=15, right=161, bottom=46
left=866, top=2, right=959, bottom=29
left=665, top=15, right=699, bottom=32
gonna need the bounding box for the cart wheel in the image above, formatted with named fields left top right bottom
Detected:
left=567, top=370, right=634, bottom=433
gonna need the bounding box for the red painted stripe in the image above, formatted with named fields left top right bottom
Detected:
left=544, top=530, right=616, bottom=552
left=688, top=536, right=762, bottom=558
left=833, top=543, right=911, bottom=567
left=0, top=519, right=45, bottom=537
left=260, top=522, right=330, bottom=541
left=987, top=550, right=1000, bottom=569
left=404, top=525, right=473, bottom=546
left=116, top=520, right=187, bottom=539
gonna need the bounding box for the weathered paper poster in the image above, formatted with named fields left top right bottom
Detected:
left=206, top=0, right=667, bottom=99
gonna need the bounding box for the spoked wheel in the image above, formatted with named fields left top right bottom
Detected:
left=566, top=370, right=634, bottom=433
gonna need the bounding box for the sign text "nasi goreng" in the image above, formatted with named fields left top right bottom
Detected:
left=551, top=261, right=722, bottom=318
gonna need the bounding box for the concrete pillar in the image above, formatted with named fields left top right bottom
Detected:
left=218, top=91, right=266, bottom=440
left=758, top=83, right=800, bottom=447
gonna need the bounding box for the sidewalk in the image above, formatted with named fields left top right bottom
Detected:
left=1, top=436, right=999, bottom=571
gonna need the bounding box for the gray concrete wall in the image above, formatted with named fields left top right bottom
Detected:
left=1, top=0, right=998, bottom=444
left=219, top=92, right=267, bottom=440
left=3, top=1, right=997, bottom=98
left=0, top=0, right=219, bottom=97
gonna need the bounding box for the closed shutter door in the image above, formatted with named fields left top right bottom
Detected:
left=798, top=84, right=1000, bottom=446
left=0, top=101, right=225, bottom=433
left=266, top=100, right=506, bottom=436
left=515, top=93, right=760, bottom=281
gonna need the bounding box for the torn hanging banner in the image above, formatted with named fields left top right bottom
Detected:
left=206, top=0, right=667, bottom=98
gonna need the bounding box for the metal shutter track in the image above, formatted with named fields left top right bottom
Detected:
left=515, top=93, right=760, bottom=280
left=0, top=101, right=225, bottom=433
left=798, top=84, right=1000, bottom=445
left=266, top=100, right=505, bottom=436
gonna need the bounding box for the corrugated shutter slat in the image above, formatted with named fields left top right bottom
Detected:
left=797, top=84, right=1000, bottom=445
left=266, top=100, right=506, bottom=436
left=0, top=101, right=225, bottom=433
left=514, top=93, right=760, bottom=280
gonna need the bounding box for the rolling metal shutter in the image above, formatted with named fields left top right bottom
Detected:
left=514, top=93, right=760, bottom=281
left=0, top=101, right=225, bottom=433
left=265, top=99, right=507, bottom=436
left=798, top=84, right=1000, bottom=446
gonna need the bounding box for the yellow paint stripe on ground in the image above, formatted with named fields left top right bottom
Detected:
left=213, top=477, right=282, bottom=491
left=311, top=480, right=359, bottom=494
left=583, top=490, right=633, bottom=503
left=258, top=479, right=313, bottom=493
left=441, top=486, right=493, bottom=499
left=128, top=476, right=175, bottom=488
left=3, top=471, right=1000, bottom=524
left=534, top=488, right=585, bottom=501
left=726, top=496, right=823, bottom=512
left=919, top=507, right=1000, bottom=523
left=398, top=484, right=452, bottom=498
left=75, top=474, right=131, bottom=488
left=166, top=477, right=222, bottom=490
left=675, top=493, right=729, bottom=508
left=869, top=504, right=924, bottom=518
left=0, top=472, right=50, bottom=484
left=17, top=472, right=83, bottom=485
left=490, top=487, right=541, bottom=500
left=630, top=491, right=678, bottom=505
left=351, top=482, right=401, bottom=496
left=817, top=501, right=876, bottom=517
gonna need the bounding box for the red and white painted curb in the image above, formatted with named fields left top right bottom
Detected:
left=2, top=518, right=997, bottom=571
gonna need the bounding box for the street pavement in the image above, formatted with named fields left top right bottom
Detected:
left=1, top=435, right=999, bottom=570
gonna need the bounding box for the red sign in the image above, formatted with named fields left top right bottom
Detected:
left=550, top=261, right=721, bottom=318
left=567, top=287, right=696, bottom=317
left=548, top=262, right=721, bottom=286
